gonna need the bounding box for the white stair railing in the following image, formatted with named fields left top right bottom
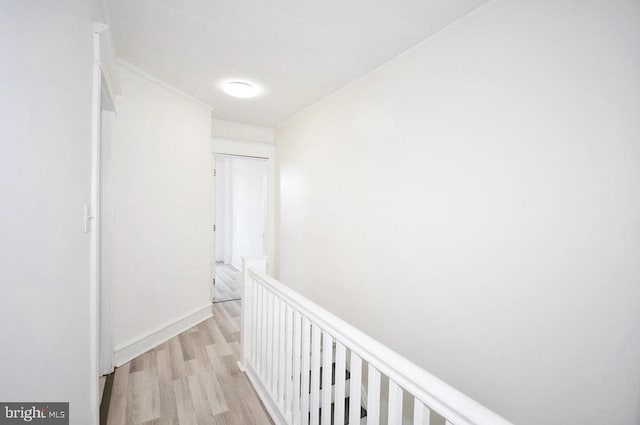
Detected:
left=239, top=258, right=513, bottom=425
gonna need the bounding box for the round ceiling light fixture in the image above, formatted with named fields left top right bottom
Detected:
left=222, top=81, right=259, bottom=98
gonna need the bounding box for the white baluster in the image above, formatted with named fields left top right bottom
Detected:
left=321, top=331, right=333, bottom=425
left=310, top=325, right=321, bottom=425
left=262, top=286, right=268, bottom=380
left=270, top=294, right=278, bottom=396
left=285, top=306, right=294, bottom=419
left=266, top=290, right=273, bottom=386
left=252, top=278, right=259, bottom=367
left=333, top=342, right=346, bottom=425
left=293, top=311, right=302, bottom=425
left=301, top=317, right=311, bottom=425
left=268, top=292, right=275, bottom=392
left=272, top=295, right=279, bottom=396
left=248, top=277, right=254, bottom=365
left=278, top=299, right=286, bottom=407
left=349, top=352, right=362, bottom=425
left=242, top=275, right=251, bottom=368
left=388, top=380, right=403, bottom=425
left=413, top=399, right=430, bottom=425
left=256, top=284, right=263, bottom=374
left=272, top=297, right=280, bottom=399
left=367, top=366, right=381, bottom=425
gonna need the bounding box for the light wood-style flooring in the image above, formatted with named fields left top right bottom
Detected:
left=213, top=262, right=241, bottom=302
left=100, top=375, right=107, bottom=402
left=106, top=301, right=273, bottom=425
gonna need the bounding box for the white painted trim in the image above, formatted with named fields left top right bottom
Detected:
left=91, top=27, right=119, bottom=111
left=223, top=160, right=234, bottom=265
left=117, top=59, right=213, bottom=112
left=92, top=0, right=121, bottom=107
left=212, top=137, right=275, bottom=158
left=210, top=155, right=216, bottom=301
left=113, top=304, right=213, bottom=366
left=245, top=364, right=288, bottom=425
left=98, top=110, right=115, bottom=376
left=212, top=156, right=235, bottom=268
left=89, top=23, right=107, bottom=425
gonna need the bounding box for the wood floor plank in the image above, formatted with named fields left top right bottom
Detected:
left=205, top=344, right=230, bottom=378
left=143, top=350, right=158, bottom=375
left=202, top=368, right=229, bottom=416
left=229, top=368, right=274, bottom=425
left=213, top=373, right=253, bottom=425
left=189, top=330, right=212, bottom=371
left=129, top=356, right=144, bottom=374
left=129, top=368, right=160, bottom=424
left=168, top=336, right=188, bottom=381
left=196, top=322, right=215, bottom=346
left=229, top=341, right=241, bottom=360
left=185, top=359, right=199, bottom=377
left=179, top=332, right=197, bottom=361
left=209, top=319, right=230, bottom=346
left=174, top=377, right=198, bottom=425
left=107, top=363, right=130, bottom=425
left=221, top=301, right=241, bottom=318
left=156, top=350, right=179, bottom=425
left=187, top=373, right=215, bottom=425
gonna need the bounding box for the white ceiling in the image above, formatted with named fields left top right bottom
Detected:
left=108, top=0, right=487, bottom=127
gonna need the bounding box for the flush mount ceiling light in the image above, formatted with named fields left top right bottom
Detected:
left=222, top=81, right=259, bottom=98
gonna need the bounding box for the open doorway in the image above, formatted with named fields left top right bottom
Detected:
left=213, top=154, right=267, bottom=302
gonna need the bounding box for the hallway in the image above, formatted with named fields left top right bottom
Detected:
left=105, top=301, right=273, bottom=425
left=3, top=2, right=639, bottom=424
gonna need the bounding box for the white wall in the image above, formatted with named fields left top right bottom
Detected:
left=0, top=1, right=94, bottom=424
left=212, top=118, right=275, bottom=144
left=230, top=158, right=267, bottom=269
left=111, top=65, right=212, bottom=360
left=275, top=1, right=640, bottom=424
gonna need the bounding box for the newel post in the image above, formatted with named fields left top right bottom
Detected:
left=239, top=256, right=268, bottom=372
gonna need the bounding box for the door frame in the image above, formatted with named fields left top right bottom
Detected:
left=90, top=21, right=119, bottom=425
left=211, top=138, right=276, bottom=300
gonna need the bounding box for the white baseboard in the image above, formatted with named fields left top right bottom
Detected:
left=113, top=304, right=213, bottom=366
